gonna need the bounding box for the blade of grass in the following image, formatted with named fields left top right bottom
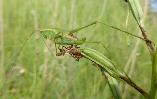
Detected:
left=126, top=0, right=157, bottom=98
left=149, top=49, right=157, bottom=99
left=80, top=48, right=122, bottom=78
left=122, top=1, right=149, bottom=98
left=94, top=64, right=122, bottom=99
left=80, top=47, right=149, bottom=98
left=104, top=72, right=122, bottom=99
left=127, top=0, right=143, bottom=25
left=127, top=0, right=155, bottom=52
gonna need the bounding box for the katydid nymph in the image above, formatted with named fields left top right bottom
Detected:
left=9, top=20, right=148, bottom=65
left=40, top=29, right=86, bottom=45
left=39, top=28, right=86, bottom=56
left=40, top=20, right=149, bottom=45
left=39, top=20, right=148, bottom=56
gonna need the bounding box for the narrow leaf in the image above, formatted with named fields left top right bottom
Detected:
left=104, top=73, right=122, bottom=99
left=127, top=0, right=144, bottom=25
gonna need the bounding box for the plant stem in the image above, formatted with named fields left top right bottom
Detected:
left=93, top=63, right=149, bottom=98
left=149, top=50, right=157, bottom=99
left=138, top=25, right=155, bottom=53
left=119, top=75, right=149, bottom=99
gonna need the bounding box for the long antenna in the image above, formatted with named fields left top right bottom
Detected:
left=69, top=21, right=97, bottom=33
left=97, top=21, right=146, bottom=41
left=67, top=20, right=147, bottom=41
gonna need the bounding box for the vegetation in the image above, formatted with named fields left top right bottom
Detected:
left=1, top=0, right=157, bottom=99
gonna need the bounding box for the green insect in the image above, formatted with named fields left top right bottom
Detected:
left=38, top=20, right=149, bottom=56
left=39, top=21, right=98, bottom=46
left=40, top=29, right=86, bottom=45
left=54, top=36, right=86, bottom=45
left=13, top=20, right=147, bottom=60
left=40, top=20, right=147, bottom=45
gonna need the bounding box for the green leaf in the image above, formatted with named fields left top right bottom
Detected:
left=127, top=0, right=144, bottom=25
left=105, top=73, right=122, bottom=99
left=80, top=48, right=124, bottom=78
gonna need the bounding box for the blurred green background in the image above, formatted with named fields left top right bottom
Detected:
left=1, top=0, right=157, bottom=99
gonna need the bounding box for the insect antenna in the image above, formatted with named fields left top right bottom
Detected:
left=68, top=21, right=97, bottom=34
left=65, top=20, right=148, bottom=43
left=96, top=21, right=146, bottom=41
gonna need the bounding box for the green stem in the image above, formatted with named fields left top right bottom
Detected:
left=149, top=49, right=157, bottom=99
left=119, top=75, right=149, bottom=99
